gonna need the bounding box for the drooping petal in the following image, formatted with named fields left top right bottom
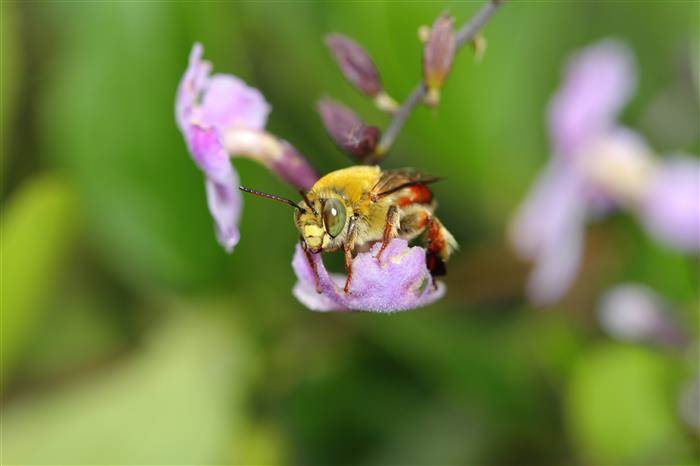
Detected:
left=639, top=156, right=700, bottom=252
left=548, top=40, right=636, bottom=158
left=291, top=239, right=445, bottom=312
left=187, top=125, right=241, bottom=252
left=510, top=161, right=589, bottom=304
left=201, top=74, right=271, bottom=132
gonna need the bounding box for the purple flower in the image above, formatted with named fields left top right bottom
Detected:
left=511, top=39, right=698, bottom=305
left=640, top=156, right=700, bottom=252
left=292, top=239, right=445, bottom=312
left=511, top=40, right=637, bottom=304
left=176, top=43, right=318, bottom=252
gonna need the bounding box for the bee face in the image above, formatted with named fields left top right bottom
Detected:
left=295, top=194, right=349, bottom=252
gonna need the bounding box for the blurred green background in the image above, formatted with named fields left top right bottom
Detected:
left=1, top=1, right=698, bottom=464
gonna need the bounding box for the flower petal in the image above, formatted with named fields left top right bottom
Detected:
left=548, top=40, right=636, bottom=158
left=639, top=156, right=700, bottom=252
left=510, top=161, right=589, bottom=304
left=187, top=125, right=241, bottom=253
left=175, top=43, right=211, bottom=132
left=292, top=239, right=445, bottom=312
left=201, top=74, right=271, bottom=132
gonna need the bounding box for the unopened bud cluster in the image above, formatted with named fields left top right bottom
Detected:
left=319, top=10, right=479, bottom=162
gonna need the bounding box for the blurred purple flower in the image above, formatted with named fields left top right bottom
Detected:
left=176, top=43, right=318, bottom=252
left=598, top=283, right=686, bottom=347
left=511, top=40, right=636, bottom=304
left=292, top=239, right=445, bottom=312
left=640, top=156, right=700, bottom=252
left=511, top=39, right=699, bottom=305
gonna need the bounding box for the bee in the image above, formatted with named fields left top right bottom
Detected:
left=240, top=165, right=457, bottom=293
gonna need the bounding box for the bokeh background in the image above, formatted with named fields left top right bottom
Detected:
left=1, top=1, right=699, bottom=464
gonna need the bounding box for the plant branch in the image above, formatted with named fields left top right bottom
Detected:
left=373, top=0, right=503, bottom=160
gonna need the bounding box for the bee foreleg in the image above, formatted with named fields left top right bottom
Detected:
left=343, top=216, right=358, bottom=294
left=301, top=238, right=321, bottom=294
left=376, top=205, right=400, bottom=262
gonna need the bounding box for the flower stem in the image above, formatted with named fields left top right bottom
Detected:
left=373, top=0, right=503, bottom=160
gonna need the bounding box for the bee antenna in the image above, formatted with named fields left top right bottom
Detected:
left=239, top=186, right=303, bottom=211
left=299, top=190, right=318, bottom=216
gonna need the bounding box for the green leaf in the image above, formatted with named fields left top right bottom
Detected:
left=2, top=308, right=254, bottom=464
left=1, top=174, right=78, bottom=380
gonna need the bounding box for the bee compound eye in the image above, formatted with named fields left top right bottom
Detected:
left=322, top=198, right=346, bottom=238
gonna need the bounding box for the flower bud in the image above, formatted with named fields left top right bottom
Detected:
left=422, top=13, right=456, bottom=96
left=317, top=99, right=380, bottom=161
left=325, top=34, right=382, bottom=97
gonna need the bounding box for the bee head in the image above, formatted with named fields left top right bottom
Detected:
left=238, top=186, right=349, bottom=253
left=296, top=192, right=348, bottom=253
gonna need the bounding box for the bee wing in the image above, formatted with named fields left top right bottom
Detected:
left=371, top=169, right=441, bottom=199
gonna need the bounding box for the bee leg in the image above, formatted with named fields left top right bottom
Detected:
left=376, top=205, right=400, bottom=262
left=343, top=216, right=358, bottom=294
left=301, top=238, right=321, bottom=294
left=425, top=217, right=456, bottom=278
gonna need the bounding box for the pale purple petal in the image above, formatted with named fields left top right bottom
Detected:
left=185, top=125, right=231, bottom=183
left=201, top=74, right=270, bottom=132
left=292, top=239, right=445, bottom=312
left=206, top=175, right=241, bottom=253
left=548, top=40, right=636, bottom=158
left=176, top=43, right=211, bottom=132
left=187, top=125, right=241, bottom=253
left=510, top=162, right=588, bottom=304
left=639, top=156, right=700, bottom=252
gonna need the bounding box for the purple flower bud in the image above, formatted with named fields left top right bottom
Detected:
left=292, top=239, right=445, bottom=312
left=325, top=34, right=382, bottom=97
left=422, top=13, right=456, bottom=94
left=639, top=156, right=700, bottom=252
left=317, top=99, right=380, bottom=161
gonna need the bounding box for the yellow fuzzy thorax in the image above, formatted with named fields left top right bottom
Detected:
left=309, top=165, right=382, bottom=206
